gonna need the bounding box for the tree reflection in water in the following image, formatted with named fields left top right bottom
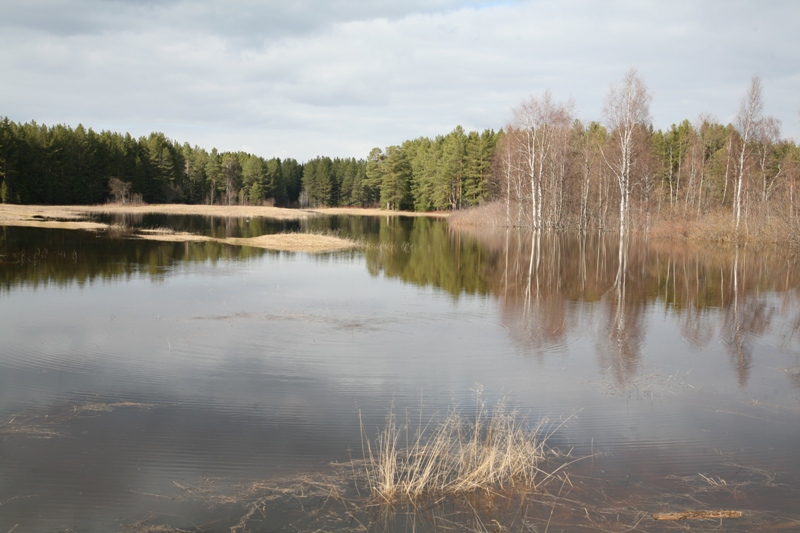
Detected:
left=2, top=218, right=798, bottom=391
left=426, top=224, right=798, bottom=390
left=596, top=234, right=645, bottom=386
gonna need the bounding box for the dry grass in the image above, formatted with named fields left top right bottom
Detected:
left=0, top=204, right=449, bottom=227
left=0, top=204, right=107, bottom=230
left=0, top=401, right=154, bottom=439
left=309, top=206, right=450, bottom=218
left=115, top=407, right=788, bottom=533
left=359, top=398, right=561, bottom=507
left=72, top=203, right=318, bottom=220
left=0, top=204, right=314, bottom=230
left=132, top=231, right=215, bottom=243
left=448, top=201, right=510, bottom=228
left=223, top=233, right=359, bottom=252
left=648, top=208, right=800, bottom=248
left=134, top=231, right=358, bottom=252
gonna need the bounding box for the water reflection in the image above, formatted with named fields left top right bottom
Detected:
left=369, top=224, right=799, bottom=389
left=0, top=226, right=270, bottom=291
left=102, top=212, right=301, bottom=238
left=2, top=216, right=800, bottom=530
left=2, top=218, right=799, bottom=390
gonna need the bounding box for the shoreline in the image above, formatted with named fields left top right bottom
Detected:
left=0, top=204, right=363, bottom=253
left=0, top=203, right=449, bottom=224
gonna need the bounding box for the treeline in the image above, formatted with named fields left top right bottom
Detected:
left=0, top=118, right=308, bottom=206
left=2, top=70, right=799, bottom=238
left=0, top=117, right=498, bottom=211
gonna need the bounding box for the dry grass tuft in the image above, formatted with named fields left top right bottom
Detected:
left=360, top=398, right=559, bottom=507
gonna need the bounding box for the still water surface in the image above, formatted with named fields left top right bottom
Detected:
left=1, top=216, right=799, bottom=531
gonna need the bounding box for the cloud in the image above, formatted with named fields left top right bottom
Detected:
left=1, top=0, right=797, bottom=160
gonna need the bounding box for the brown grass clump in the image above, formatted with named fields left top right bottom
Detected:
left=360, top=398, right=557, bottom=506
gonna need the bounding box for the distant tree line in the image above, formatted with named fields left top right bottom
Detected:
left=0, top=119, right=305, bottom=206
left=2, top=70, right=798, bottom=238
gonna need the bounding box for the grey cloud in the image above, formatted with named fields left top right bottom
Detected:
left=1, top=0, right=798, bottom=161
left=0, top=0, right=493, bottom=42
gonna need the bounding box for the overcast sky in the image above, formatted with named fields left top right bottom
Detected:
left=1, top=0, right=797, bottom=161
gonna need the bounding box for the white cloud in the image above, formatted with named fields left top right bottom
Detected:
left=1, top=0, right=797, bottom=160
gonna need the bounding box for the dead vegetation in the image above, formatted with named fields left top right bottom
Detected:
left=77, top=203, right=319, bottom=220
left=359, top=398, right=565, bottom=506
left=653, top=510, right=743, bottom=520
left=223, top=232, right=359, bottom=252
left=0, top=401, right=154, bottom=439
left=117, top=395, right=798, bottom=532
left=2, top=397, right=786, bottom=532
left=309, top=206, right=449, bottom=218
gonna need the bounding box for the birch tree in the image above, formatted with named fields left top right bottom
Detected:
left=733, top=76, right=764, bottom=231
left=602, top=68, right=652, bottom=235
left=511, top=90, right=573, bottom=229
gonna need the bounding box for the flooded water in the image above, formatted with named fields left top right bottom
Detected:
left=0, top=216, right=799, bottom=532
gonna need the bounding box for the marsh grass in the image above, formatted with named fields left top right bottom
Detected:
left=359, top=398, right=566, bottom=507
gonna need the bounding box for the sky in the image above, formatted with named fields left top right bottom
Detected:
left=1, top=0, right=798, bottom=161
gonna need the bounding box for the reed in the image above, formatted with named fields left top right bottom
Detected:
left=360, top=398, right=553, bottom=506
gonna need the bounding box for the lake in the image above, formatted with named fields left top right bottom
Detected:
left=1, top=214, right=799, bottom=532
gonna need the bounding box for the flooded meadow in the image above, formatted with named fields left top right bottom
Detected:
left=1, top=214, right=799, bottom=532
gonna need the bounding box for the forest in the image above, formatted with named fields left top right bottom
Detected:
left=1, top=70, right=798, bottom=240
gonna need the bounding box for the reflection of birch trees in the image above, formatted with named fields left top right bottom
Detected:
left=443, top=227, right=797, bottom=388
left=721, top=248, right=774, bottom=386
left=596, top=236, right=645, bottom=386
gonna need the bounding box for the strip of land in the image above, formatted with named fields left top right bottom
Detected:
left=140, top=231, right=359, bottom=253
left=0, top=204, right=364, bottom=253
left=308, top=206, right=449, bottom=218
left=0, top=204, right=448, bottom=225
